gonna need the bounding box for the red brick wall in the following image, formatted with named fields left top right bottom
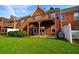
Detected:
left=45, top=26, right=55, bottom=35
left=55, top=19, right=61, bottom=33
left=62, top=12, right=79, bottom=30
left=62, top=12, right=74, bottom=25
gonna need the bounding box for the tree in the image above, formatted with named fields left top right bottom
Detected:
left=50, top=7, right=54, bottom=10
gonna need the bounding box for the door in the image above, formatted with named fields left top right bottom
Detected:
left=32, top=27, right=37, bottom=35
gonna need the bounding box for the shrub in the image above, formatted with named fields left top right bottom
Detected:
left=8, top=31, right=26, bottom=37
left=0, top=32, right=7, bottom=35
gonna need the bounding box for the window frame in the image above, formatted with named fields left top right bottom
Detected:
left=61, top=14, right=65, bottom=22
left=51, top=26, right=56, bottom=32
left=74, top=12, right=79, bottom=20
left=50, top=13, right=55, bottom=18
left=40, top=26, right=45, bottom=32
left=76, top=27, right=79, bottom=30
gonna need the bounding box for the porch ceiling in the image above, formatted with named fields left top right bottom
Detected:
left=29, top=20, right=55, bottom=26
left=41, top=20, right=55, bottom=26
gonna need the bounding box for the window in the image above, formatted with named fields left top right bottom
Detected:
left=36, top=13, right=41, bottom=16
left=50, top=13, right=55, bottom=18
left=40, top=26, right=45, bottom=32
left=51, top=26, right=55, bottom=32
left=76, top=27, right=79, bottom=30
left=74, top=12, right=79, bottom=20
left=55, top=12, right=60, bottom=20
left=32, top=27, right=37, bottom=34
left=61, top=14, right=65, bottom=21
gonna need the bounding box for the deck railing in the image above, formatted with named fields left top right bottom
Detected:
left=28, top=14, right=50, bottom=23
left=0, top=21, right=14, bottom=27
left=3, top=23, right=14, bottom=27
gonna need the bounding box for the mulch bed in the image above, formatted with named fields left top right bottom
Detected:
left=73, top=39, right=79, bottom=44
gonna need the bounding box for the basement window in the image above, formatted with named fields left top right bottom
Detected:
left=74, top=12, right=79, bottom=20
left=76, top=27, right=79, bottom=30
left=40, top=27, right=45, bottom=32
left=51, top=26, right=55, bottom=32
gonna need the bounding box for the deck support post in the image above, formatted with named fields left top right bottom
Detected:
left=38, top=22, right=41, bottom=35
left=1, top=26, right=3, bottom=32
left=1, top=19, right=3, bottom=32
left=27, top=24, right=29, bottom=36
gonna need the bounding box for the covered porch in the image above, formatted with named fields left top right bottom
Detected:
left=26, top=20, right=56, bottom=36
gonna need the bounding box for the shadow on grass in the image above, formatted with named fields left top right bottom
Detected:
left=45, top=37, right=69, bottom=42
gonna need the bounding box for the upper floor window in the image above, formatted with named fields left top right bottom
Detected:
left=36, top=13, right=41, bottom=16
left=61, top=14, right=65, bottom=21
left=74, top=12, right=79, bottom=20
left=55, top=12, right=60, bottom=20
left=50, top=13, right=55, bottom=18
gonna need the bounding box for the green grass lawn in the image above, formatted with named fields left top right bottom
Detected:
left=0, top=36, right=79, bottom=54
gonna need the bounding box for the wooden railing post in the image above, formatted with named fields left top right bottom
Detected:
left=14, top=21, right=16, bottom=28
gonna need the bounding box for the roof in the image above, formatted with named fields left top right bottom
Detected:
left=47, top=8, right=60, bottom=13
left=31, top=6, right=46, bottom=16
left=0, top=6, right=79, bottom=21
left=61, top=6, right=79, bottom=13
left=0, top=17, right=16, bottom=22
left=18, top=16, right=31, bottom=20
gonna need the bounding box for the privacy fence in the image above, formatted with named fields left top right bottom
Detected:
left=62, top=23, right=79, bottom=43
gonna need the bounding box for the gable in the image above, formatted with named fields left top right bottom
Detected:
left=31, top=7, right=46, bottom=16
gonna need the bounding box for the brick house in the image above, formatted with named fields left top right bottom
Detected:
left=0, top=17, right=17, bottom=32
left=0, top=6, right=79, bottom=37
left=18, top=6, right=61, bottom=36
left=61, top=6, right=79, bottom=30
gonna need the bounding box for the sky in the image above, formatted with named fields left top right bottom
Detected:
left=0, top=5, right=77, bottom=18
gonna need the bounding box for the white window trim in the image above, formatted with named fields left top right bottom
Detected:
left=74, top=12, right=79, bottom=20
left=50, top=13, right=55, bottom=18
left=51, top=26, right=56, bottom=32
left=61, top=14, right=65, bottom=22
left=33, top=27, right=37, bottom=34
left=40, top=26, right=45, bottom=32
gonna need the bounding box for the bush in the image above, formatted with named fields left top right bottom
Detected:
left=0, top=32, right=7, bottom=35
left=8, top=31, right=26, bottom=37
